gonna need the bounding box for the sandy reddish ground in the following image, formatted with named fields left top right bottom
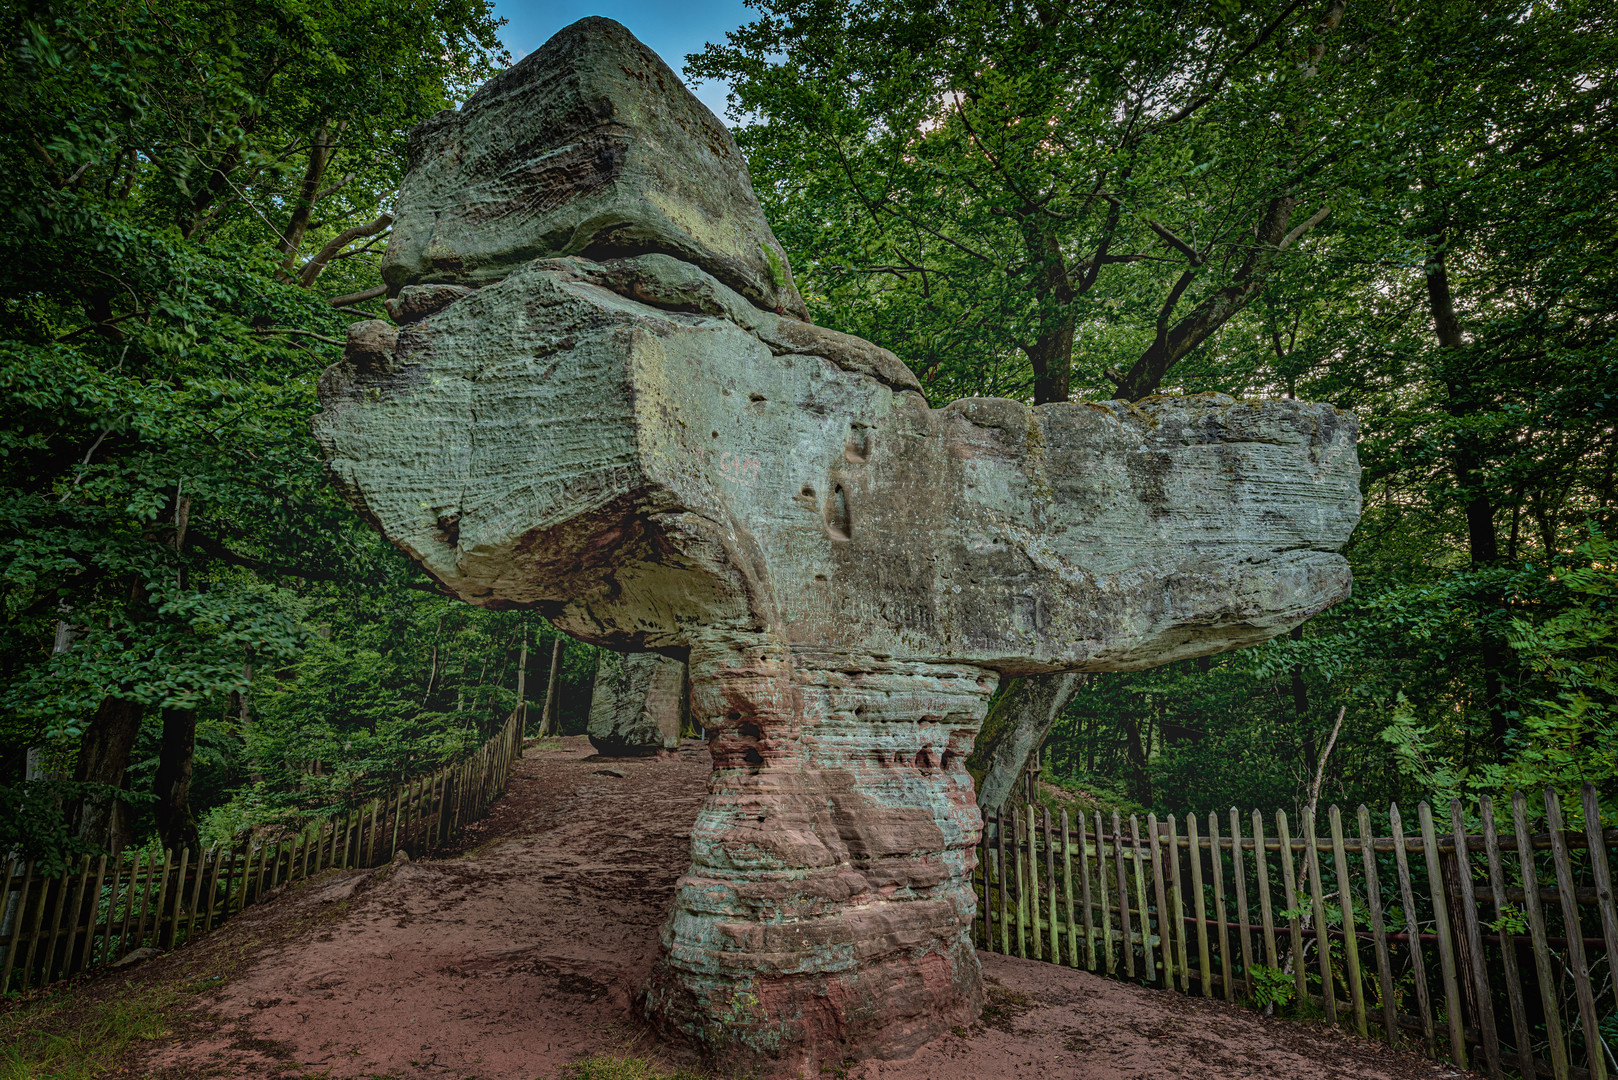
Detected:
left=122, top=737, right=1466, bottom=1080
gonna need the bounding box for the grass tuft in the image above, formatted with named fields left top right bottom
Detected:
left=0, top=987, right=178, bottom=1080
left=560, top=1055, right=710, bottom=1080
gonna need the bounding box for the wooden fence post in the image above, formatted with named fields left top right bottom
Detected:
left=1449, top=798, right=1501, bottom=1078
left=1357, top=804, right=1399, bottom=1049
left=1302, top=809, right=1334, bottom=1025
left=1230, top=808, right=1254, bottom=1001
left=1329, top=806, right=1367, bottom=1038
left=1417, top=802, right=1467, bottom=1068
left=1209, top=811, right=1231, bottom=1001
left=1479, top=796, right=1535, bottom=1079
left=1390, top=803, right=1437, bottom=1056
left=1511, top=790, right=1570, bottom=1080
left=1149, top=813, right=1173, bottom=988
left=1277, top=810, right=1306, bottom=1009
left=1187, top=811, right=1208, bottom=995
left=1544, top=789, right=1607, bottom=1080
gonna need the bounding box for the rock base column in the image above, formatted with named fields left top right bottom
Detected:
left=643, top=637, right=996, bottom=1074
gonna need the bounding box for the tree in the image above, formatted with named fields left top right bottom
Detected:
left=693, top=0, right=1618, bottom=813
left=0, top=0, right=506, bottom=854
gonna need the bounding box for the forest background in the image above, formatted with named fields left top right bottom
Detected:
left=1, top=0, right=1614, bottom=872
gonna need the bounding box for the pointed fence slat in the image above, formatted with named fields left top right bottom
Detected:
left=1480, top=796, right=1535, bottom=1080
left=1188, top=811, right=1209, bottom=996
left=1254, top=810, right=1278, bottom=972
left=1357, top=804, right=1399, bottom=1050
left=1230, top=808, right=1254, bottom=1001
left=1096, top=810, right=1115, bottom=975
left=1544, top=789, right=1606, bottom=1080
left=1513, top=791, right=1571, bottom=1080
left=1581, top=783, right=1618, bottom=1006
left=1417, top=802, right=1467, bottom=1068
left=1044, top=806, right=1059, bottom=967
left=1129, top=815, right=1150, bottom=983
left=1063, top=809, right=1080, bottom=968
left=1449, top=798, right=1501, bottom=1079
left=1168, top=815, right=1188, bottom=990
left=1303, top=810, right=1334, bottom=1025
left=1079, top=811, right=1096, bottom=970
left=990, top=809, right=1003, bottom=952
left=1149, top=813, right=1173, bottom=987
left=1277, top=811, right=1307, bottom=1009
left=1209, top=812, right=1232, bottom=1001
left=1329, top=806, right=1367, bottom=1038
left=1114, top=812, right=1134, bottom=979
left=1390, top=803, right=1437, bottom=1057
left=974, top=785, right=1615, bottom=1080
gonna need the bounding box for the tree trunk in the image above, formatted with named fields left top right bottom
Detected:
left=971, top=672, right=1084, bottom=811
left=279, top=121, right=335, bottom=268
left=540, top=637, right=565, bottom=736
left=70, top=696, right=143, bottom=853
left=153, top=707, right=200, bottom=854
left=1113, top=0, right=1345, bottom=402
left=1425, top=233, right=1510, bottom=757
left=1122, top=715, right=1152, bottom=806
left=1021, top=218, right=1076, bottom=406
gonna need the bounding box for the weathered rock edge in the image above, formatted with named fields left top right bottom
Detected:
left=380, top=17, right=808, bottom=320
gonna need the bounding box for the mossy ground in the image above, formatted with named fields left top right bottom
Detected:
left=0, top=982, right=180, bottom=1080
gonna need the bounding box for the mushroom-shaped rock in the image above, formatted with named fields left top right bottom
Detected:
left=314, top=17, right=1362, bottom=1076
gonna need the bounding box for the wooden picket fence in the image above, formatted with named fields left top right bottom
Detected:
left=977, top=784, right=1618, bottom=1080
left=0, top=706, right=524, bottom=995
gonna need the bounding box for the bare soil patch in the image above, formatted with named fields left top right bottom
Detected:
left=53, top=736, right=1466, bottom=1080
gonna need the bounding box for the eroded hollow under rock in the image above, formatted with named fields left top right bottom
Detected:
left=313, top=16, right=1363, bottom=1076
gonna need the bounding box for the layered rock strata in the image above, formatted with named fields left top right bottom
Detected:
left=313, top=17, right=1362, bottom=1076
left=588, top=652, right=688, bottom=756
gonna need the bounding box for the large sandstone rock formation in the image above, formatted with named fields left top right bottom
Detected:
left=588, top=652, right=687, bottom=756
left=313, top=17, right=1361, bottom=1075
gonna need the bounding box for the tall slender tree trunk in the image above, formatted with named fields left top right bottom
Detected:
left=1021, top=218, right=1076, bottom=406
left=540, top=637, right=564, bottom=736
left=1425, top=231, right=1510, bottom=757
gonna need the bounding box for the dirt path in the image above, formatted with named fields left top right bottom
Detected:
left=131, top=737, right=1463, bottom=1080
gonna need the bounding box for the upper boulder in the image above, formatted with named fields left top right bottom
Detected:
left=379, top=17, right=809, bottom=319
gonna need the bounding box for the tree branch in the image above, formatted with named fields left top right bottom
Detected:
left=298, top=213, right=393, bottom=288
left=254, top=328, right=344, bottom=345
left=327, top=284, right=389, bottom=308
left=1157, top=0, right=1312, bottom=127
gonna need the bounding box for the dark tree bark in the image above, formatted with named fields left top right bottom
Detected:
left=1122, top=715, right=1153, bottom=806
left=1425, top=233, right=1511, bottom=757
left=70, top=696, right=143, bottom=853
left=153, top=707, right=200, bottom=853
left=1021, top=218, right=1077, bottom=405
left=279, top=121, right=336, bottom=267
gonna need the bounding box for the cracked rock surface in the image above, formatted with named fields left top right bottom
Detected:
left=313, top=17, right=1362, bottom=1076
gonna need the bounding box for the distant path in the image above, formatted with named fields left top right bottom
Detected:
left=136, top=737, right=1460, bottom=1080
